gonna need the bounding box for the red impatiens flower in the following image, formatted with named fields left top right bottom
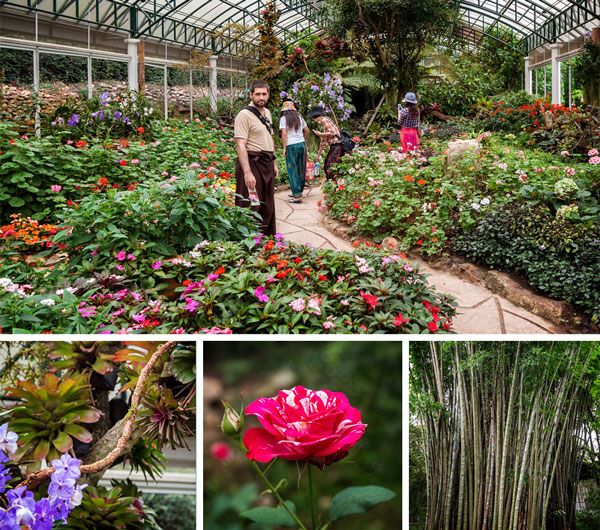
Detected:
left=428, top=321, right=438, bottom=333
left=393, top=313, right=410, bottom=327
left=119, top=160, right=127, bottom=166
left=360, top=291, right=378, bottom=310
left=137, top=126, right=145, bottom=133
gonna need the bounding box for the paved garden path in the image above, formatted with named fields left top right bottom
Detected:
left=275, top=184, right=565, bottom=334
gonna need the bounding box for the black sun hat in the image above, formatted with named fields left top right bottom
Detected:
left=307, top=106, right=326, bottom=119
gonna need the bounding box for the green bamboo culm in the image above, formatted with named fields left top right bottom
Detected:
left=410, top=341, right=599, bottom=530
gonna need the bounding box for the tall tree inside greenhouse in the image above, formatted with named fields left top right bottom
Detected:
left=410, top=341, right=600, bottom=530
left=328, top=0, right=457, bottom=104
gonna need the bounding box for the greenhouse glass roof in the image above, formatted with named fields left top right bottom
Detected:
left=0, top=0, right=598, bottom=54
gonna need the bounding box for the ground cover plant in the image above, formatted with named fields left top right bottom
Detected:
left=0, top=117, right=238, bottom=223
left=0, top=340, right=195, bottom=529
left=0, top=236, right=455, bottom=334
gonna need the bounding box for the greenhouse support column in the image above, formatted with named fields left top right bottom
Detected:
left=209, top=55, right=218, bottom=114
left=163, top=65, right=168, bottom=120
left=87, top=56, right=92, bottom=99
left=125, top=38, right=140, bottom=91
left=189, top=69, right=193, bottom=120
left=33, top=46, right=40, bottom=137
left=138, top=41, right=145, bottom=95
left=550, top=43, right=561, bottom=105
left=524, top=56, right=532, bottom=94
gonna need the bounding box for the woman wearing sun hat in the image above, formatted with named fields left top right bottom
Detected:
left=307, top=105, right=343, bottom=180
left=398, top=92, right=421, bottom=153
left=280, top=101, right=310, bottom=203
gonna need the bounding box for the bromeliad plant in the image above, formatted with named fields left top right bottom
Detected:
left=8, top=373, right=102, bottom=471
left=65, top=480, right=161, bottom=530
left=221, top=386, right=396, bottom=529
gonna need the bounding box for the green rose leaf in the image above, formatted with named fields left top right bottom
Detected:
left=329, top=485, right=396, bottom=521
left=240, top=501, right=297, bottom=526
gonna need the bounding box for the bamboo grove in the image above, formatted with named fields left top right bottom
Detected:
left=410, top=341, right=600, bottom=530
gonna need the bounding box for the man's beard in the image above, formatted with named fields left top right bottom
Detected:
left=253, top=99, right=267, bottom=107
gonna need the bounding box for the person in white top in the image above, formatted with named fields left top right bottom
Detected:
left=279, top=101, right=310, bottom=203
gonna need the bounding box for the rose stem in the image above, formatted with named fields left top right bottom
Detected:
left=307, top=464, right=317, bottom=530
left=237, top=440, right=308, bottom=530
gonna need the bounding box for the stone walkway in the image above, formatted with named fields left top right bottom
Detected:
left=274, top=184, right=565, bottom=334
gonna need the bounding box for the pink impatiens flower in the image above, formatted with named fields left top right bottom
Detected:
left=289, top=298, right=305, bottom=312
left=116, top=251, right=126, bottom=261
left=243, top=385, right=367, bottom=469
left=50, top=184, right=62, bottom=192
left=151, top=260, right=162, bottom=269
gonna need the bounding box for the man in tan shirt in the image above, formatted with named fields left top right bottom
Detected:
left=234, top=80, right=278, bottom=236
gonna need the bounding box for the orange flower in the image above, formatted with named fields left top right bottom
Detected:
left=417, top=179, right=426, bottom=185
left=404, top=175, right=414, bottom=182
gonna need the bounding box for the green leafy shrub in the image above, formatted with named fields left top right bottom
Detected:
left=453, top=203, right=600, bottom=321
left=52, top=171, right=260, bottom=268
left=573, top=41, right=600, bottom=106
left=144, top=493, right=196, bottom=530
left=44, top=89, right=158, bottom=141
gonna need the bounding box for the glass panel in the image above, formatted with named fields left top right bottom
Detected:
left=39, top=53, right=87, bottom=98
left=191, top=68, right=210, bottom=118
left=144, top=64, right=165, bottom=117
left=561, top=58, right=570, bottom=106
left=91, top=58, right=128, bottom=99
left=167, top=65, right=190, bottom=119
left=0, top=48, right=34, bottom=126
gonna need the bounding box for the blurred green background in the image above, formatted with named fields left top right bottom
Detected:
left=203, top=341, right=402, bottom=530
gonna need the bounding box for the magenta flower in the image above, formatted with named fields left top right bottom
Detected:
left=254, top=286, right=269, bottom=303
left=184, top=297, right=198, bottom=313
left=243, top=385, right=367, bottom=469
left=78, top=307, right=95, bottom=318
left=50, top=184, right=62, bottom=192
left=151, top=260, right=162, bottom=269
left=116, top=251, right=126, bottom=261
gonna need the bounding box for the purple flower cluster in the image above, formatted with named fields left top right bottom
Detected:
left=67, top=114, right=80, bottom=127
left=0, top=425, right=86, bottom=530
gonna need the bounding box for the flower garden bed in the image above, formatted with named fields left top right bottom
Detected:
left=0, top=115, right=456, bottom=334
left=322, top=133, right=600, bottom=324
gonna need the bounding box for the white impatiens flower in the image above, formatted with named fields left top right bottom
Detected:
left=471, top=203, right=481, bottom=211
left=39, top=299, right=56, bottom=307
left=480, top=197, right=491, bottom=206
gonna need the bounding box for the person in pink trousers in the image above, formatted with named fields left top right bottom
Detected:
left=397, top=92, right=421, bottom=153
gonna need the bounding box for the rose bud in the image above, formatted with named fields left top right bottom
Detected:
left=221, top=401, right=244, bottom=439
left=243, top=385, right=367, bottom=470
